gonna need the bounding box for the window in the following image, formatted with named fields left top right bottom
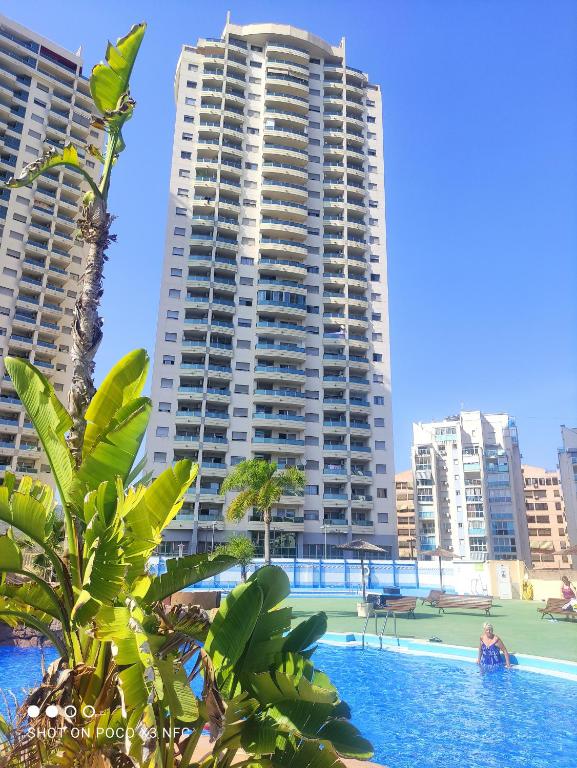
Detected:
left=240, top=256, right=254, bottom=266
left=373, top=374, right=384, bottom=384
left=305, top=485, right=319, bottom=495
left=172, top=247, right=184, bottom=256
left=232, top=431, right=247, bottom=441
left=307, top=306, right=319, bottom=314
left=305, top=347, right=319, bottom=356
left=305, top=436, right=319, bottom=445
left=173, top=227, right=185, bottom=236
left=179, top=169, right=190, bottom=177
left=239, top=276, right=253, bottom=285
left=165, top=332, right=177, bottom=342
left=305, top=390, right=319, bottom=400
left=160, top=378, right=173, bottom=388
left=238, top=318, right=252, bottom=327
left=163, top=355, right=175, bottom=365
left=233, top=408, right=248, bottom=417
left=374, top=396, right=384, bottom=405
left=376, top=464, right=386, bottom=474
left=156, top=427, right=169, bottom=438
left=168, top=289, right=181, bottom=298
left=305, top=368, right=319, bottom=377
left=305, top=413, right=319, bottom=422
left=177, top=188, right=189, bottom=197
left=235, top=384, right=249, bottom=394
left=239, top=297, right=252, bottom=306
left=377, top=488, right=388, bottom=498
left=375, top=440, right=386, bottom=450
left=183, top=115, right=194, bottom=123
left=184, top=97, right=196, bottom=106
left=153, top=452, right=167, bottom=463
left=186, top=80, right=197, bottom=87
left=166, top=310, right=179, bottom=319
left=306, top=459, right=320, bottom=470
left=170, top=268, right=183, bottom=277
left=373, top=353, right=383, bottom=362
left=237, top=339, right=251, bottom=349
left=175, top=206, right=187, bottom=216
left=374, top=418, right=385, bottom=427
left=377, top=513, right=389, bottom=523
left=180, top=151, right=192, bottom=160
left=231, top=456, right=245, bottom=465
left=235, top=362, right=250, bottom=371
left=372, top=312, right=382, bottom=321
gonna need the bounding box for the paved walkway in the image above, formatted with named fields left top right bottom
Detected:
left=288, top=597, right=577, bottom=662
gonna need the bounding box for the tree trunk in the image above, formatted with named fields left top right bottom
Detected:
left=67, top=196, right=113, bottom=464
left=241, top=563, right=247, bottom=582
left=263, top=509, right=271, bottom=565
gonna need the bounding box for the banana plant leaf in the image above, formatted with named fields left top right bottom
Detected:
left=143, top=553, right=236, bottom=605
left=91, top=24, right=146, bottom=115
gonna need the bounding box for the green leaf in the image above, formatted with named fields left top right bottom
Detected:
left=248, top=565, right=290, bottom=611
left=91, top=23, right=146, bottom=115
left=317, top=720, right=373, bottom=759
left=283, top=613, right=327, bottom=653
left=156, top=658, right=199, bottom=722
left=4, top=358, right=74, bottom=505
left=143, top=553, right=236, bottom=605
left=0, top=581, right=61, bottom=622
left=73, top=399, right=151, bottom=505
left=272, top=740, right=346, bottom=768
left=83, top=349, right=149, bottom=458
left=0, top=485, right=53, bottom=546
left=124, top=459, right=198, bottom=542
left=205, top=581, right=263, bottom=692
left=1, top=144, right=100, bottom=197
left=0, top=534, right=22, bottom=571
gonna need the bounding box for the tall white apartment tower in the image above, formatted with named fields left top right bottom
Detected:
left=558, top=426, right=577, bottom=565
left=411, top=411, right=531, bottom=564
left=0, top=15, right=102, bottom=482
left=147, top=20, right=395, bottom=559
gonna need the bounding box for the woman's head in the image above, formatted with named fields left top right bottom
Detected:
left=562, top=576, right=570, bottom=586
left=483, top=622, right=494, bottom=637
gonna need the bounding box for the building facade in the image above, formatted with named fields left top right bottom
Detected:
left=395, top=469, right=416, bottom=559
left=558, top=426, right=577, bottom=566
left=0, top=15, right=101, bottom=482
left=146, top=19, right=396, bottom=558
left=521, top=465, right=569, bottom=569
left=411, top=411, right=531, bottom=563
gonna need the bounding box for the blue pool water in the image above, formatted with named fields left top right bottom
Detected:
left=313, top=645, right=577, bottom=768
left=2, top=644, right=576, bottom=767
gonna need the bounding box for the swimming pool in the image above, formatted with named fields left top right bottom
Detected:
left=1, top=644, right=576, bottom=767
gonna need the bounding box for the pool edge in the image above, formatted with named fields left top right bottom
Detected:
left=318, top=633, right=577, bottom=682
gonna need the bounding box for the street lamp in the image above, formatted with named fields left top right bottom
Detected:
left=409, top=538, right=416, bottom=560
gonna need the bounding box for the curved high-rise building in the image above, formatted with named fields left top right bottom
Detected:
left=147, top=18, right=396, bottom=559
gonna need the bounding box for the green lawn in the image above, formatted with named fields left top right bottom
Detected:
left=287, top=597, right=577, bottom=663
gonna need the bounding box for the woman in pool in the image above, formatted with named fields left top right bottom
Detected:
left=476, top=622, right=511, bottom=669
left=561, top=575, right=577, bottom=610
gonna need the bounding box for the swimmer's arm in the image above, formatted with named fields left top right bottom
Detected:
left=476, top=638, right=482, bottom=664
left=496, top=636, right=511, bottom=668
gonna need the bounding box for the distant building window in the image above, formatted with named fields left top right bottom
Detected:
left=156, top=427, right=169, bottom=437
left=154, top=452, right=167, bottom=463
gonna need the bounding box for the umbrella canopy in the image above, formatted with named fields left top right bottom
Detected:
left=336, top=540, right=387, bottom=601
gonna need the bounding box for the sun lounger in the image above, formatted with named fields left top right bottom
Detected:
left=538, top=598, right=577, bottom=620
left=421, top=589, right=445, bottom=607
left=436, top=594, right=493, bottom=615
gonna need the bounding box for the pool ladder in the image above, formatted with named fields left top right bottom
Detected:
left=361, top=608, right=399, bottom=649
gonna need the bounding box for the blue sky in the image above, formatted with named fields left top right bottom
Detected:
left=6, top=0, right=577, bottom=471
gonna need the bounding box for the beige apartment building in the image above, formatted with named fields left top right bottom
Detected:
left=146, top=18, right=396, bottom=558
left=522, top=464, right=569, bottom=569
left=395, top=469, right=416, bottom=559
left=0, top=15, right=101, bottom=482
left=412, top=412, right=531, bottom=563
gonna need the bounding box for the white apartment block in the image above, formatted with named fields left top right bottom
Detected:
left=146, top=19, right=395, bottom=559
left=558, top=426, right=577, bottom=565
left=0, top=15, right=101, bottom=482
left=411, top=411, right=531, bottom=563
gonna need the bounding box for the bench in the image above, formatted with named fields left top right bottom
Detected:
left=421, top=589, right=445, bottom=607
left=437, top=594, right=493, bottom=615
left=170, top=590, right=221, bottom=610
left=538, top=598, right=577, bottom=620
left=374, top=597, right=417, bottom=619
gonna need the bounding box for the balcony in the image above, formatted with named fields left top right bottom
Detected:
left=253, top=436, right=305, bottom=446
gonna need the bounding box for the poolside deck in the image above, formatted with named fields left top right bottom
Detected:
left=288, top=597, right=577, bottom=662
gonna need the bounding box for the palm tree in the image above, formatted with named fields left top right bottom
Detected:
left=215, top=534, right=255, bottom=581
left=221, top=460, right=305, bottom=564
